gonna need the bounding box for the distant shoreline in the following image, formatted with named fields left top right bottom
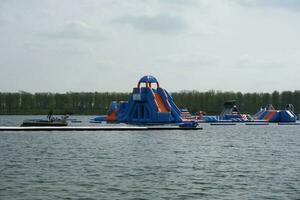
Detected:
left=0, top=91, right=299, bottom=115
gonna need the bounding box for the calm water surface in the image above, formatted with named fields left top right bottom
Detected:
left=0, top=116, right=299, bottom=199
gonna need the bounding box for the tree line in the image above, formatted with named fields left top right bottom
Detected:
left=0, top=90, right=299, bottom=115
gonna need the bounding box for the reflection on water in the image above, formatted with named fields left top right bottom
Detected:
left=0, top=116, right=299, bottom=199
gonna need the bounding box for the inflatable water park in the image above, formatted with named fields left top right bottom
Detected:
left=198, top=101, right=297, bottom=124
left=4, top=75, right=199, bottom=131
left=0, top=75, right=298, bottom=131
left=91, top=75, right=298, bottom=126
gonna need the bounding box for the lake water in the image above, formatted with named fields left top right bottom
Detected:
left=0, top=116, right=299, bottom=199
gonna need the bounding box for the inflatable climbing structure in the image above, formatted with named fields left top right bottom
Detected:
left=252, top=104, right=297, bottom=122
left=95, top=76, right=183, bottom=124
left=201, top=100, right=250, bottom=122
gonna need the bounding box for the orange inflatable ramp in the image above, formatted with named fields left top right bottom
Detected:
left=264, top=111, right=276, bottom=121
left=106, top=110, right=116, bottom=121
left=153, top=93, right=169, bottom=112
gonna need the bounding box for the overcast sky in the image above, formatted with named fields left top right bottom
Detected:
left=0, top=0, right=299, bottom=93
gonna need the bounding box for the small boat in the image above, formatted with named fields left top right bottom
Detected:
left=21, top=114, right=68, bottom=127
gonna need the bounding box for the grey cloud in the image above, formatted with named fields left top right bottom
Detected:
left=114, top=14, right=187, bottom=34
left=235, top=54, right=283, bottom=69
left=1, top=0, right=300, bottom=92
left=156, top=53, right=220, bottom=69
left=0, top=0, right=7, bottom=10
left=39, top=21, right=103, bottom=40
left=162, top=0, right=196, bottom=6
left=0, top=1, right=8, bottom=25
left=234, top=0, right=300, bottom=11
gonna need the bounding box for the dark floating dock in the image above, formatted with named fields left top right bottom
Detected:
left=245, top=122, right=269, bottom=125
left=278, top=122, right=299, bottom=125
left=210, top=123, right=237, bottom=126
left=0, top=126, right=203, bottom=131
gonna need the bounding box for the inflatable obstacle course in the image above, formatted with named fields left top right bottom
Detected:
left=201, top=100, right=249, bottom=123
left=199, top=101, right=297, bottom=123
left=94, top=76, right=183, bottom=124
left=253, top=104, right=297, bottom=122
left=92, top=76, right=297, bottom=125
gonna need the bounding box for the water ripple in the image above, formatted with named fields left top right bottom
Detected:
left=0, top=117, right=300, bottom=199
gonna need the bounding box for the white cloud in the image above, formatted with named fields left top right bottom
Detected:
left=40, top=21, right=104, bottom=40
left=0, top=0, right=300, bottom=92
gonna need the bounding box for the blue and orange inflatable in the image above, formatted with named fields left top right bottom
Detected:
left=252, top=104, right=297, bottom=122
left=93, top=75, right=183, bottom=124
left=198, top=101, right=297, bottom=123
left=92, top=76, right=298, bottom=124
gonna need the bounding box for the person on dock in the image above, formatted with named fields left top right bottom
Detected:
left=47, top=110, right=54, bottom=121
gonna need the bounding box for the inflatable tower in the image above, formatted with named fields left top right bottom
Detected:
left=101, top=75, right=183, bottom=124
